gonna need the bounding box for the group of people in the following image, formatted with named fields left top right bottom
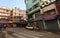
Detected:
left=0, top=24, right=6, bottom=31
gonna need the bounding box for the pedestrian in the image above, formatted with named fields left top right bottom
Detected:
left=3, top=24, right=6, bottom=30
left=0, top=23, right=3, bottom=32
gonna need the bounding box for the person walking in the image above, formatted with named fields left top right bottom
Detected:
left=0, top=24, right=3, bottom=32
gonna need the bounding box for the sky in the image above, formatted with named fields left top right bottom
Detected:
left=0, top=0, right=26, bottom=10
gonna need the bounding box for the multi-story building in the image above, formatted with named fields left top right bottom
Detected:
left=0, top=7, right=13, bottom=27
left=0, top=7, right=11, bottom=23
left=40, top=0, right=60, bottom=31
left=0, top=7, right=27, bottom=27
left=12, top=8, right=26, bottom=22
left=11, top=7, right=27, bottom=27
left=25, top=0, right=60, bottom=31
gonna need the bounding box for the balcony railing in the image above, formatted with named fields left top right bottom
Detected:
left=28, top=7, right=40, bottom=15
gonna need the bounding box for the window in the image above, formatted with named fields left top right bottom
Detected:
left=56, top=0, right=60, bottom=2
left=6, top=10, right=9, bottom=12
left=33, top=3, right=39, bottom=9
left=56, top=0, right=60, bottom=5
left=11, top=14, right=13, bottom=15
left=44, top=9, right=55, bottom=15
left=32, top=0, right=36, bottom=3
left=29, top=8, right=32, bottom=12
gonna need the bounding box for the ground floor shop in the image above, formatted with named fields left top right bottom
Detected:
left=29, top=19, right=60, bottom=32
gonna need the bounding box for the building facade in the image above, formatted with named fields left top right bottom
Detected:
left=10, top=7, right=27, bottom=27
left=0, top=7, right=11, bottom=22
left=0, top=7, right=27, bottom=27
left=26, top=0, right=60, bottom=31
left=12, top=8, right=26, bottom=22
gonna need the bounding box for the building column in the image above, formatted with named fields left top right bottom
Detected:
left=57, top=19, right=60, bottom=31
left=43, top=20, right=46, bottom=30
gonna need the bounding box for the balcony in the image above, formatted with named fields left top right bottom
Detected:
left=42, top=4, right=55, bottom=12
left=28, top=7, right=40, bottom=15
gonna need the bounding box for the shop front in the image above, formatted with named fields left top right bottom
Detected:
left=43, top=14, right=59, bottom=31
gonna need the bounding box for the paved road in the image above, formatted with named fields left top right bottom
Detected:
left=0, top=31, right=6, bottom=38
left=6, top=28, right=60, bottom=38
left=0, top=28, right=59, bottom=38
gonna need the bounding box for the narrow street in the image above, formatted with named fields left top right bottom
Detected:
left=0, top=31, right=6, bottom=38
left=0, top=28, right=60, bottom=38
left=0, top=0, right=60, bottom=38
left=3, top=28, right=60, bottom=38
